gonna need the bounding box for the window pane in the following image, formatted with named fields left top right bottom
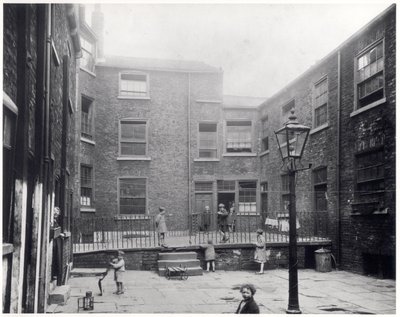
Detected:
left=120, top=178, right=146, bottom=197
left=195, top=182, right=213, bottom=192
left=217, top=180, right=235, bottom=191
left=199, top=149, right=217, bottom=158
left=121, top=142, right=146, bottom=155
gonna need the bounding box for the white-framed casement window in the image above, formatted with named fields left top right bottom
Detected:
left=80, top=165, right=93, bottom=206
left=313, top=77, right=328, bottom=128
left=313, top=167, right=328, bottom=212
left=119, top=177, right=147, bottom=215
left=80, top=36, right=95, bottom=73
left=355, top=39, right=385, bottom=109
left=238, top=181, right=257, bottom=213
left=198, top=122, right=218, bottom=158
left=261, top=117, right=269, bottom=152
left=282, top=99, right=295, bottom=123
left=81, top=95, right=94, bottom=139
left=119, top=120, right=147, bottom=156
left=226, top=120, right=252, bottom=153
left=119, top=71, right=149, bottom=98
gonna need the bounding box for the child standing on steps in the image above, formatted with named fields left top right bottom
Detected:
left=110, top=250, right=126, bottom=295
left=202, top=239, right=216, bottom=272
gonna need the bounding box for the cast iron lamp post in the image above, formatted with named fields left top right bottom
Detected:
left=274, top=109, right=310, bottom=314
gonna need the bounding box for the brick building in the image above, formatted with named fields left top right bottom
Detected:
left=73, top=5, right=395, bottom=278
left=258, top=4, right=395, bottom=277
left=3, top=4, right=81, bottom=313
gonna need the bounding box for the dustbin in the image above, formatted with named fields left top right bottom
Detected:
left=315, top=248, right=332, bottom=272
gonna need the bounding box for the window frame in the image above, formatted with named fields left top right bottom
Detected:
left=80, top=164, right=93, bottom=207
left=80, top=35, right=96, bottom=74
left=119, top=119, right=148, bottom=157
left=224, top=119, right=253, bottom=154
left=238, top=180, right=257, bottom=213
left=118, top=176, right=148, bottom=215
left=312, top=75, right=329, bottom=129
left=81, top=94, right=94, bottom=140
left=118, top=71, right=150, bottom=99
left=313, top=166, right=328, bottom=212
left=353, top=38, right=386, bottom=111
left=198, top=122, right=218, bottom=159
left=261, top=116, right=269, bottom=152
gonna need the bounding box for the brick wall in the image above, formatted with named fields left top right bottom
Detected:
left=73, top=243, right=323, bottom=271
left=337, top=7, right=396, bottom=275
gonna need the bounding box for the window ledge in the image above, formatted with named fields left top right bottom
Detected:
left=259, top=150, right=270, bottom=157
left=310, top=122, right=329, bottom=135
left=223, top=153, right=257, bottom=157
left=196, top=99, right=222, bottom=104
left=3, top=243, right=14, bottom=255
left=117, top=96, right=150, bottom=100
left=237, top=213, right=260, bottom=217
left=81, top=137, right=95, bottom=145
left=350, top=97, right=386, bottom=117
left=80, top=207, right=96, bottom=213
left=114, top=215, right=151, bottom=220
left=194, top=158, right=220, bottom=162
left=80, top=67, right=96, bottom=77
left=117, top=156, right=152, bottom=161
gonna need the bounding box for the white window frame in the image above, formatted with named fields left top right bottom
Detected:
left=353, top=38, right=386, bottom=113
left=80, top=36, right=95, bottom=74
left=312, top=75, right=329, bottom=130
left=118, top=176, right=148, bottom=215
left=198, top=121, right=218, bottom=159
left=81, top=94, right=94, bottom=141
left=224, top=119, right=254, bottom=154
left=118, top=71, right=150, bottom=99
left=80, top=164, right=94, bottom=207
left=119, top=119, right=148, bottom=158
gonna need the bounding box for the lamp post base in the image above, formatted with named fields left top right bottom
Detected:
left=286, top=308, right=302, bottom=314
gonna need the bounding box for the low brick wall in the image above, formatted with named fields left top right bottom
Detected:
left=73, top=242, right=331, bottom=272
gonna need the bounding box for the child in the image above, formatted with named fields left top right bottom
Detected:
left=155, top=207, right=168, bottom=247
left=202, top=239, right=216, bottom=272
left=254, top=229, right=267, bottom=274
left=236, top=283, right=260, bottom=314
left=109, top=250, right=126, bottom=295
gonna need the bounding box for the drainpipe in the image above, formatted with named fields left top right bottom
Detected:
left=37, top=4, right=52, bottom=313
left=336, top=50, right=341, bottom=268
left=187, top=73, right=192, bottom=222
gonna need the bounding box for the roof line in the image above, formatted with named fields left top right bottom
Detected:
left=258, top=4, right=395, bottom=108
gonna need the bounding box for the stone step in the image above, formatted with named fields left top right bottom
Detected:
left=158, top=252, right=198, bottom=260
left=71, top=268, right=107, bottom=277
left=158, top=266, right=203, bottom=277
left=158, top=259, right=201, bottom=268
left=48, top=285, right=71, bottom=305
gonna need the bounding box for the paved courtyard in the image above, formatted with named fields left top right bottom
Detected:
left=52, top=269, right=395, bottom=314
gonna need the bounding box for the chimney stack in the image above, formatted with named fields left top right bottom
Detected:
left=91, top=4, right=104, bottom=60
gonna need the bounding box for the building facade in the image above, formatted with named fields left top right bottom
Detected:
left=73, top=5, right=395, bottom=277
left=3, top=4, right=81, bottom=313
left=259, top=4, right=395, bottom=277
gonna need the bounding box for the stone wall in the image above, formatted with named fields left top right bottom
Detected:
left=73, top=242, right=329, bottom=271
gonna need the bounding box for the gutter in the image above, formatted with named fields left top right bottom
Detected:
left=336, top=51, right=342, bottom=268
left=187, top=73, right=192, bottom=221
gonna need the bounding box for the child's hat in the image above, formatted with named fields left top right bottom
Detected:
left=159, top=207, right=165, bottom=211
left=218, top=203, right=225, bottom=207
left=117, top=250, right=125, bottom=256
left=256, top=228, right=263, bottom=234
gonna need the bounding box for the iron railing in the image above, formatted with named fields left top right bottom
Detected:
left=72, top=211, right=329, bottom=253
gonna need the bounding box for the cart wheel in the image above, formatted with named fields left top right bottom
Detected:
left=165, top=270, right=170, bottom=280
left=182, top=272, right=188, bottom=280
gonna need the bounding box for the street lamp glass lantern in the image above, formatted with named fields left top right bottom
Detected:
left=275, top=109, right=310, bottom=162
